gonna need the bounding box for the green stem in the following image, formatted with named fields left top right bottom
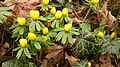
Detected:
left=39, top=49, right=42, bottom=60
left=83, top=7, right=91, bottom=21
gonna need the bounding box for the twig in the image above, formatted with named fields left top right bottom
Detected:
left=1, top=32, right=4, bottom=45
left=73, top=8, right=80, bottom=20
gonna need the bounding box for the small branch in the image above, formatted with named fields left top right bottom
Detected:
left=73, top=9, right=80, bottom=20
left=1, top=32, right=4, bottom=45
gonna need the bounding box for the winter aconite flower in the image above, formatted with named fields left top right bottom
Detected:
left=97, top=31, right=104, bottom=38
left=55, top=10, right=62, bottom=19
left=92, top=0, right=99, bottom=4
left=19, top=39, right=27, bottom=47
left=42, top=27, right=48, bottom=35
left=64, top=24, right=72, bottom=32
left=87, top=62, right=91, bottom=67
left=62, top=8, right=68, bottom=16
left=50, top=7, right=56, bottom=15
left=17, top=17, right=26, bottom=26
left=28, top=33, right=36, bottom=40
left=111, top=32, right=116, bottom=38
left=42, top=0, right=49, bottom=5
left=41, top=35, right=48, bottom=42
left=30, top=10, right=40, bottom=20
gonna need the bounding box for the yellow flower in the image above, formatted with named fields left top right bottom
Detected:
left=92, top=0, right=99, bottom=4
left=62, top=8, right=68, bottom=16
left=64, top=23, right=72, bottom=32
left=42, top=27, right=48, bottom=35
left=87, top=62, right=91, bottom=67
left=50, top=7, right=56, bottom=15
left=17, top=17, right=26, bottom=26
left=111, top=32, right=116, bottom=38
left=41, top=35, right=48, bottom=42
left=19, top=39, right=27, bottom=47
left=97, top=31, right=104, bottom=38
left=28, top=33, right=36, bottom=40
left=42, top=0, right=49, bottom=5
left=55, top=10, right=62, bottom=19
left=30, top=10, right=40, bottom=20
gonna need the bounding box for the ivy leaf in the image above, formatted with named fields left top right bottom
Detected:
left=80, top=23, right=91, bottom=31
left=57, top=0, right=65, bottom=5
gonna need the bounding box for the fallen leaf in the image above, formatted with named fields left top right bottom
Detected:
left=65, top=53, right=79, bottom=66
left=97, top=2, right=116, bottom=31
left=4, top=0, right=39, bottom=18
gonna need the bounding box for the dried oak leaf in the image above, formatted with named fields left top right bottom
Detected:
left=4, top=0, right=39, bottom=18
left=97, top=2, right=116, bottom=31
left=43, top=45, right=79, bottom=67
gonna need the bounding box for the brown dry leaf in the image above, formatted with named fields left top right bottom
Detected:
left=0, top=46, right=7, bottom=57
left=65, top=53, right=79, bottom=66
left=97, top=2, right=116, bottom=31
left=44, top=45, right=79, bottom=67
left=4, top=0, right=39, bottom=18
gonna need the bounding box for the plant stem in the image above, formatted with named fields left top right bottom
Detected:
left=39, top=49, right=42, bottom=60
left=83, top=7, right=91, bottom=21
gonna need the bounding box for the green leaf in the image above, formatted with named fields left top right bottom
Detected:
left=56, top=31, right=64, bottom=41
left=0, top=11, right=13, bottom=16
left=70, top=31, right=79, bottom=35
left=48, top=32, right=57, bottom=37
left=16, top=48, right=23, bottom=59
left=38, top=16, right=47, bottom=21
left=0, top=13, right=7, bottom=22
left=13, top=47, right=20, bottom=51
left=38, top=21, right=45, bottom=28
left=80, top=23, right=91, bottom=31
left=19, top=27, right=24, bottom=35
left=35, top=21, right=41, bottom=31
left=54, top=27, right=64, bottom=31
left=62, top=32, right=67, bottom=44
left=2, top=58, right=37, bottom=67
left=51, top=20, right=56, bottom=28
left=33, top=41, right=41, bottom=49
left=9, top=24, right=19, bottom=29
left=12, top=27, right=20, bottom=34
left=57, top=0, right=65, bottom=5
left=24, top=48, right=31, bottom=58
left=67, top=33, right=72, bottom=44
left=0, top=7, right=11, bottom=11
left=29, top=20, right=35, bottom=31
left=0, top=19, right=3, bottom=23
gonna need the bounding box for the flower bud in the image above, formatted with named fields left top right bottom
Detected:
left=28, top=33, right=36, bottom=40
left=62, top=8, right=68, bottom=16
left=50, top=7, right=56, bottom=15
left=19, top=39, right=27, bottom=47
left=17, top=17, right=26, bottom=26
left=64, top=24, right=72, bottom=32
left=42, top=27, right=48, bottom=35
left=97, top=31, right=104, bottom=38
left=111, top=32, right=116, bottom=38
left=92, top=0, right=99, bottom=4
left=42, top=0, right=49, bottom=5
left=30, top=10, right=40, bottom=20
left=55, top=10, right=62, bottom=19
